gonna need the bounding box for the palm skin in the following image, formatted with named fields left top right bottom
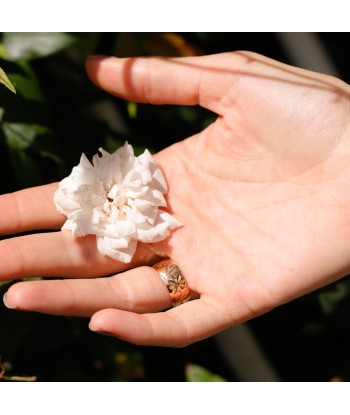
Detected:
left=2, top=51, right=350, bottom=346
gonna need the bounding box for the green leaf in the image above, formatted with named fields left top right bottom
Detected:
left=9, top=148, right=43, bottom=187
left=3, top=122, right=50, bottom=150
left=185, top=363, right=226, bottom=382
left=0, top=66, right=16, bottom=94
left=5, top=60, right=45, bottom=103
left=7, top=73, right=44, bottom=103
left=2, top=32, right=77, bottom=61
left=40, top=150, right=63, bottom=165
left=318, top=281, right=350, bottom=316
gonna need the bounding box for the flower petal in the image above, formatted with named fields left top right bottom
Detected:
left=54, top=142, right=181, bottom=263
left=97, top=235, right=137, bottom=263
left=136, top=210, right=182, bottom=242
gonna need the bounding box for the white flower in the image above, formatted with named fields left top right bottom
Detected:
left=54, top=142, right=181, bottom=263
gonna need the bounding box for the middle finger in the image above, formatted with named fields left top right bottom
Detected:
left=3, top=266, right=172, bottom=316
left=0, top=231, right=159, bottom=280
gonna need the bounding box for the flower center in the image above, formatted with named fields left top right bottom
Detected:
left=103, top=184, right=130, bottom=215
left=107, top=195, right=127, bottom=207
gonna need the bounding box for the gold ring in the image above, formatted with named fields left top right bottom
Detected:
left=152, top=259, right=191, bottom=307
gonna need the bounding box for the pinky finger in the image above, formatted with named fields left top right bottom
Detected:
left=89, top=297, right=233, bottom=347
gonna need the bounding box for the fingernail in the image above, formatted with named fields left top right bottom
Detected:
left=3, top=293, right=15, bottom=309
left=89, top=325, right=114, bottom=337
left=92, top=330, right=115, bottom=337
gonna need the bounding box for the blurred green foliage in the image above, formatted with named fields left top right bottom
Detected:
left=1, top=32, right=350, bottom=381
left=0, top=32, right=225, bottom=382
left=185, top=363, right=227, bottom=382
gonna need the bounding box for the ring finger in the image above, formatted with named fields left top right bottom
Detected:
left=3, top=266, right=174, bottom=316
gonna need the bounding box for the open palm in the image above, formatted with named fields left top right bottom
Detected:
left=3, top=51, right=350, bottom=346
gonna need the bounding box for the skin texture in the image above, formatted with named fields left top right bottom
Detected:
left=2, top=51, right=350, bottom=347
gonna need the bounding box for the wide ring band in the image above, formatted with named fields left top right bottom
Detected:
left=152, top=259, right=191, bottom=307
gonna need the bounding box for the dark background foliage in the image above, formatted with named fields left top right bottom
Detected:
left=1, top=32, right=350, bottom=381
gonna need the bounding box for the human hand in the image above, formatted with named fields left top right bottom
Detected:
left=3, top=51, right=350, bottom=346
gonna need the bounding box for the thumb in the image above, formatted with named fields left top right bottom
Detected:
left=85, top=53, right=239, bottom=112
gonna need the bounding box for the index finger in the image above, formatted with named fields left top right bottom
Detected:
left=0, top=183, right=64, bottom=235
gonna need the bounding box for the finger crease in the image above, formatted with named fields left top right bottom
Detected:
left=167, top=312, right=190, bottom=346
left=109, top=277, right=131, bottom=311
left=10, top=192, right=24, bottom=231
left=11, top=237, right=27, bottom=277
